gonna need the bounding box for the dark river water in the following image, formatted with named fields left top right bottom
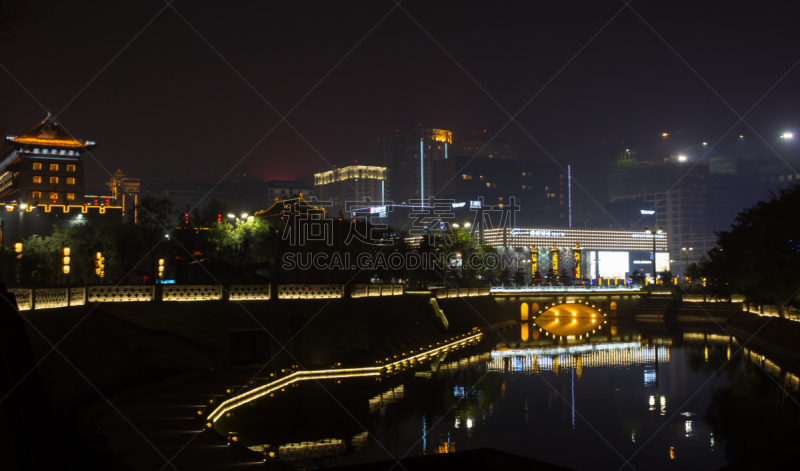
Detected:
left=213, top=320, right=800, bottom=470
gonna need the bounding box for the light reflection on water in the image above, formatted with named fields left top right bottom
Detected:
left=213, top=325, right=800, bottom=470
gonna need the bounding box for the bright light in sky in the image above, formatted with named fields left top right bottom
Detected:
left=782, top=132, right=794, bottom=139
left=678, top=155, right=687, bottom=162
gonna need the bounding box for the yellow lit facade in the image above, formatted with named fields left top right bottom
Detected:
left=431, top=129, right=453, bottom=143
left=314, top=165, right=387, bottom=209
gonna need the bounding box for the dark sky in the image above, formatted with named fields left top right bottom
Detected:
left=2, top=0, right=799, bottom=209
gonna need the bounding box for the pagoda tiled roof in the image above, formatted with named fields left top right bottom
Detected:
left=8, top=115, right=93, bottom=148
left=256, top=195, right=327, bottom=217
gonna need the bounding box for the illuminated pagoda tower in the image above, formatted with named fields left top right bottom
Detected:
left=105, top=168, right=141, bottom=222
left=0, top=114, right=93, bottom=207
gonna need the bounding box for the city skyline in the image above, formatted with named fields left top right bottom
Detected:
left=2, top=0, right=799, bottom=204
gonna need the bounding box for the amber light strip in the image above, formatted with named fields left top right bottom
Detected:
left=206, top=331, right=483, bottom=422
left=11, top=137, right=86, bottom=147
left=4, top=204, right=122, bottom=214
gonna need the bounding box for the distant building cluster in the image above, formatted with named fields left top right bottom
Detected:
left=606, top=151, right=797, bottom=274
left=2, top=115, right=796, bottom=282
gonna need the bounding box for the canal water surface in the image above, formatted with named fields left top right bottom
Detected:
left=213, top=319, right=800, bottom=470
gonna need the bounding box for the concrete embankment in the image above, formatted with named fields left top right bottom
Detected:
left=16, top=293, right=515, bottom=470
left=22, top=294, right=515, bottom=416
left=725, top=311, right=800, bottom=363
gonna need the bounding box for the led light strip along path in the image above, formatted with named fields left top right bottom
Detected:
left=206, top=330, right=484, bottom=424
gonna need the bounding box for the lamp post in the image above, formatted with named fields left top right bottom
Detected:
left=680, top=246, right=694, bottom=264
left=644, top=226, right=663, bottom=283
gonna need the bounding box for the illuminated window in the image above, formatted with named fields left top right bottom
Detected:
left=67, top=177, right=75, bottom=185
left=33, top=163, right=42, bottom=170
left=50, top=164, right=59, bottom=171
left=32, top=176, right=41, bottom=184
left=66, top=193, right=75, bottom=201
left=32, top=191, right=41, bottom=199
left=50, top=176, right=58, bottom=184
left=67, top=164, right=76, bottom=172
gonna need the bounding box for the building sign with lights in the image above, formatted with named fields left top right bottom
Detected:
left=511, top=229, right=566, bottom=237
left=470, top=200, right=482, bottom=209
left=452, top=202, right=466, bottom=208
left=632, top=233, right=666, bottom=239
left=369, top=206, right=388, bottom=218
left=640, top=210, right=655, bottom=215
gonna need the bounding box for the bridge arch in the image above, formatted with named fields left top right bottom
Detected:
left=533, top=302, right=605, bottom=338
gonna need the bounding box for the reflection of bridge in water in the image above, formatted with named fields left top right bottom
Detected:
left=488, top=343, right=670, bottom=373
left=431, top=342, right=670, bottom=376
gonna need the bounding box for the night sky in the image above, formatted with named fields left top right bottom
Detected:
left=2, top=1, right=799, bottom=218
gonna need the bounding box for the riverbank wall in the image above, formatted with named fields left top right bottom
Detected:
left=725, top=311, right=800, bottom=362
left=20, top=294, right=517, bottom=416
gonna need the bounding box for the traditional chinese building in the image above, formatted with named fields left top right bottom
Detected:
left=1, top=114, right=92, bottom=206
left=0, top=115, right=121, bottom=238
left=255, top=194, right=328, bottom=218
left=105, top=169, right=141, bottom=221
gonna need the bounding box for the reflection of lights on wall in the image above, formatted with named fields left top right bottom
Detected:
left=454, top=417, right=461, bottom=429
left=649, top=395, right=656, bottom=411
left=685, top=420, right=692, bottom=437
left=660, top=396, right=666, bottom=416
left=466, top=418, right=473, bottom=429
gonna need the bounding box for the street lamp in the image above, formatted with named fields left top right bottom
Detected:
left=680, top=246, right=694, bottom=275
left=644, top=226, right=663, bottom=283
